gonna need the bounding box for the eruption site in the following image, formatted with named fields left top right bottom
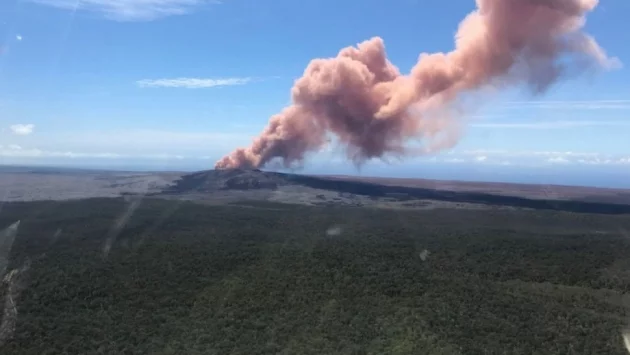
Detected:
left=216, top=0, right=618, bottom=170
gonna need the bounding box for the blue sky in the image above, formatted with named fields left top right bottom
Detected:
left=0, top=0, right=628, bottom=185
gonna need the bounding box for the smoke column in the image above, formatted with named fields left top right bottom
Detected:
left=216, top=0, right=618, bottom=170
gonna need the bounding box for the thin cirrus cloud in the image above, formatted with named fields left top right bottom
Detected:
left=28, top=0, right=219, bottom=21
left=470, top=120, right=630, bottom=129
left=9, top=124, right=35, bottom=136
left=498, top=100, right=630, bottom=110
left=136, top=77, right=252, bottom=89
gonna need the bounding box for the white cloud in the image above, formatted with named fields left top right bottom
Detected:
left=9, top=124, right=35, bottom=136
left=422, top=149, right=630, bottom=167
left=142, top=153, right=185, bottom=160
left=136, top=77, right=251, bottom=89
left=0, top=144, right=187, bottom=160
left=0, top=128, right=245, bottom=169
left=29, top=0, right=218, bottom=21
left=15, top=35, right=22, bottom=41
left=471, top=120, right=630, bottom=129
left=0, top=144, right=120, bottom=158
left=449, top=149, right=630, bottom=167
left=575, top=157, right=630, bottom=166
left=8, top=129, right=254, bottom=162
left=547, top=156, right=569, bottom=164
left=51, top=129, right=251, bottom=150
left=460, top=149, right=601, bottom=159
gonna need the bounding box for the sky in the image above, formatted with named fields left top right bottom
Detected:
left=0, top=0, right=629, bottom=186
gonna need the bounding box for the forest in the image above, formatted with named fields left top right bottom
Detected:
left=1, top=197, right=630, bottom=354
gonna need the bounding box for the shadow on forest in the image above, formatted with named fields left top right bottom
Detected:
left=164, top=170, right=630, bottom=215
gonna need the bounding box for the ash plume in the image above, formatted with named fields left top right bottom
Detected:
left=216, top=0, right=618, bottom=170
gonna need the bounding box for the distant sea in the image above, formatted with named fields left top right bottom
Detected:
left=307, top=164, right=630, bottom=189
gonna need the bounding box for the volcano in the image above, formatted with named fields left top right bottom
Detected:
left=163, top=169, right=293, bottom=193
